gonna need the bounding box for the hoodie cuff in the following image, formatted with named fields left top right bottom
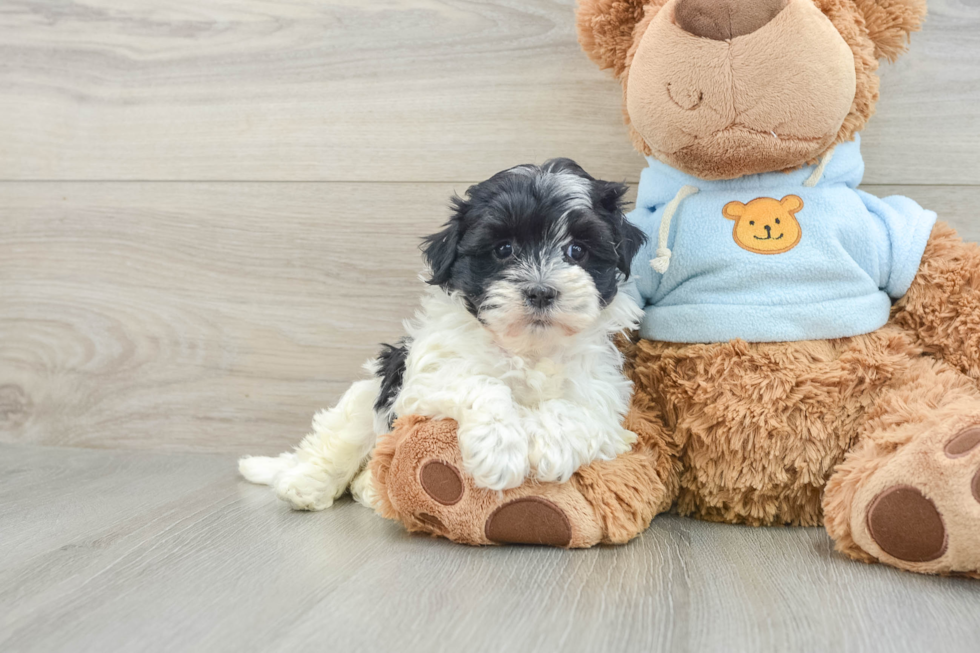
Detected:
left=884, top=196, right=938, bottom=299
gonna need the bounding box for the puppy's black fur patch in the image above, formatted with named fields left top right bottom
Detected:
left=374, top=339, right=410, bottom=430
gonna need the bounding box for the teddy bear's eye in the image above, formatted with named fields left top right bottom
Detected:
left=749, top=221, right=755, bottom=226
left=775, top=218, right=781, bottom=225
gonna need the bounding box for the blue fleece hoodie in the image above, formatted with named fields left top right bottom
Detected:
left=626, top=136, right=937, bottom=343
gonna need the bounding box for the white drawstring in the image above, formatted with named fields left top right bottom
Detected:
left=804, top=146, right=836, bottom=188
left=649, top=147, right=835, bottom=274
left=650, top=185, right=699, bottom=274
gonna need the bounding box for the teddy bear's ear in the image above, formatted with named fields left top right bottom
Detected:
left=780, top=195, right=804, bottom=214
left=723, top=201, right=746, bottom=220
left=577, top=0, right=652, bottom=77
left=852, top=0, right=928, bottom=62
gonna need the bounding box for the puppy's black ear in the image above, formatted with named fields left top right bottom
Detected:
left=594, top=180, right=646, bottom=279
left=616, top=218, right=647, bottom=279
left=421, top=196, right=467, bottom=288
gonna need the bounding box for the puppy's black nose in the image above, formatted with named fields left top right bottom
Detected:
left=525, top=286, right=558, bottom=309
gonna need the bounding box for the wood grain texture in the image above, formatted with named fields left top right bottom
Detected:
left=0, top=0, right=978, bottom=184
left=0, top=181, right=444, bottom=453
left=1, top=443, right=978, bottom=653
left=3, top=182, right=978, bottom=454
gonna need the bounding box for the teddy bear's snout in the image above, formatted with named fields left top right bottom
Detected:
left=674, top=0, right=789, bottom=41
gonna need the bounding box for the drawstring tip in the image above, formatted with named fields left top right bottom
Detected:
left=650, top=251, right=671, bottom=274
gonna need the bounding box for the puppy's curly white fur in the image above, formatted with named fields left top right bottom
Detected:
left=240, top=159, right=646, bottom=509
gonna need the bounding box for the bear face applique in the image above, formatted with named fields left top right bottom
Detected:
left=723, top=195, right=804, bottom=255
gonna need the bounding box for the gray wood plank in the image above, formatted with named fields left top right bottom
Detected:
left=2, top=182, right=979, bottom=454
left=1, top=443, right=978, bottom=653
left=0, top=181, right=442, bottom=453
left=0, top=0, right=977, bottom=184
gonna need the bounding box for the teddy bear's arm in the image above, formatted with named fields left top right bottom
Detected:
left=893, top=222, right=980, bottom=381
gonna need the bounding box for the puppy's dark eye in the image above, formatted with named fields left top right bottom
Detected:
left=493, top=242, right=513, bottom=260
left=565, top=243, right=586, bottom=262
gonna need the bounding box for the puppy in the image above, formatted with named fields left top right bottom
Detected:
left=239, top=159, right=646, bottom=510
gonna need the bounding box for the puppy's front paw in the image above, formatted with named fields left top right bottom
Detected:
left=528, top=435, right=578, bottom=484
left=528, top=424, right=637, bottom=483
left=273, top=461, right=346, bottom=511
left=457, top=419, right=529, bottom=491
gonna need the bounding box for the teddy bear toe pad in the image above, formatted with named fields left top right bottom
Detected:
left=944, top=427, right=980, bottom=458
left=419, top=461, right=464, bottom=505
left=484, top=497, right=572, bottom=547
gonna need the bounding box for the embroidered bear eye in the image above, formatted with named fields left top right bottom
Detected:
left=775, top=218, right=781, bottom=225
left=749, top=221, right=755, bottom=226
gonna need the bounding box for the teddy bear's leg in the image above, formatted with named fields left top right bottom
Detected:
left=369, top=416, right=604, bottom=547
left=892, top=222, right=980, bottom=381
left=823, top=355, right=980, bottom=577
left=368, top=382, right=679, bottom=548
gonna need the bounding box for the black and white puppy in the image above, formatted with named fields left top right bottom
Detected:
left=240, top=159, right=646, bottom=510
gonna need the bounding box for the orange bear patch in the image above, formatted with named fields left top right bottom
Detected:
left=723, top=195, right=804, bottom=255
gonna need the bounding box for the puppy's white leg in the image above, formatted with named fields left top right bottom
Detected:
left=349, top=466, right=378, bottom=510
left=239, top=378, right=381, bottom=511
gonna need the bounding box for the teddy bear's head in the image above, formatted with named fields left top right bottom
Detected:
left=577, top=0, right=927, bottom=180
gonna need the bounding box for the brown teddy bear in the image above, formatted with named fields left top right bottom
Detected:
left=370, top=0, right=980, bottom=578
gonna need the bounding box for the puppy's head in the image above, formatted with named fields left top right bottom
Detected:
left=422, top=159, right=645, bottom=344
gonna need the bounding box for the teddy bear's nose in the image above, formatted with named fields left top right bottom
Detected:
left=674, top=0, right=789, bottom=40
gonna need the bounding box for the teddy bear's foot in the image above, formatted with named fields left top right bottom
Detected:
left=826, top=422, right=980, bottom=577
left=368, top=416, right=604, bottom=548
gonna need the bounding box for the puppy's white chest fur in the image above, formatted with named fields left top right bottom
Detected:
left=393, top=289, right=631, bottom=421
left=501, top=357, right=566, bottom=407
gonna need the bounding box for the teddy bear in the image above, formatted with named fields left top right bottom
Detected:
left=368, top=0, right=980, bottom=578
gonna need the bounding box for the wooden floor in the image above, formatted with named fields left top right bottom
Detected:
left=2, top=1, right=980, bottom=650
left=3, top=443, right=980, bottom=653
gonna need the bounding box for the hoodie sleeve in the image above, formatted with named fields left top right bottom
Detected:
left=856, top=190, right=938, bottom=299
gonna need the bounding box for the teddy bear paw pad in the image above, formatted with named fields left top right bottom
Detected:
left=419, top=460, right=464, bottom=505
left=943, top=426, right=980, bottom=505
left=867, top=486, right=948, bottom=563
left=484, top=497, right=572, bottom=547
left=945, top=427, right=980, bottom=458
left=945, top=427, right=980, bottom=504
left=414, top=512, right=447, bottom=532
